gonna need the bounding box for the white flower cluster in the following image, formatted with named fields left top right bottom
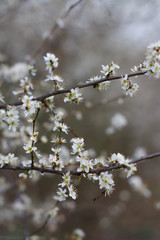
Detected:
left=101, top=62, right=120, bottom=76
left=143, top=41, right=160, bottom=79
left=64, top=88, right=83, bottom=104
left=109, top=153, right=137, bottom=178
left=131, top=41, right=160, bottom=79
left=23, top=132, right=41, bottom=159
left=29, top=109, right=70, bottom=171
left=2, top=106, right=19, bottom=132
left=44, top=53, right=58, bottom=73
left=21, top=95, right=41, bottom=117
left=43, top=96, right=55, bottom=112
left=94, top=156, right=108, bottom=167
left=71, top=138, right=94, bottom=173
left=45, top=74, right=63, bottom=83
left=28, top=65, right=37, bottom=77
left=121, top=74, right=139, bottom=97
left=69, top=138, right=116, bottom=196
left=44, top=53, right=64, bottom=90
left=99, top=172, right=115, bottom=196
left=23, top=141, right=37, bottom=154
left=48, top=148, right=64, bottom=171
left=69, top=137, right=116, bottom=195
left=87, top=62, right=119, bottom=91
left=13, top=77, right=34, bottom=96
left=53, top=121, right=69, bottom=134
left=77, top=151, right=94, bottom=173
left=54, top=172, right=77, bottom=201
left=71, top=137, right=84, bottom=155
left=0, top=153, right=18, bottom=167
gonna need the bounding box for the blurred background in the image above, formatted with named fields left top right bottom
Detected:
left=1, top=0, right=160, bottom=239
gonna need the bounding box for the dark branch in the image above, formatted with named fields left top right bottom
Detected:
left=0, top=70, right=147, bottom=110
left=1, top=151, right=160, bottom=176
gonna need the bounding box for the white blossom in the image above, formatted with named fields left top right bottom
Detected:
left=77, top=159, right=93, bottom=173
left=19, top=173, right=28, bottom=179
left=87, top=75, right=102, bottom=83
left=101, top=62, right=120, bottom=76
left=109, top=153, right=137, bottom=177
left=36, top=157, right=49, bottom=168
left=96, top=82, right=111, bottom=91
left=21, top=159, right=32, bottom=167
left=5, top=153, right=18, bottom=166
left=30, top=132, right=39, bottom=143
left=21, top=95, right=41, bottom=117
left=99, top=172, right=115, bottom=196
left=140, top=41, right=160, bottom=79
left=23, top=142, right=37, bottom=153
left=0, top=153, right=18, bottom=167
left=5, top=106, right=19, bottom=132
left=51, top=136, right=66, bottom=144
left=71, top=137, right=84, bottom=155
left=53, top=188, right=68, bottom=202
left=94, top=156, right=107, bottom=166
left=45, top=74, right=63, bottom=82
left=28, top=65, right=37, bottom=76
left=53, top=121, right=69, bottom=134
left=64, top=88, right=83, bottom=104
left=48, top=154, right=58, bottom=164
left=13, top=77, right=34, bottom=96
left=59, top=172, right=71, bottom=187
left=76, top=150, right=89, bottom=162
left=68, top=185, right=77, bottom=200
left=51, top=147, right=61, bottom=155
left=48, top=154, right=64, bottom=170
left=125, top=162, right=137, bottom=178
left=109, top=153, right=127, bottom=165
left=44, top=53, right=58, bottom=73
left=121, top=74, right=139, bottom=97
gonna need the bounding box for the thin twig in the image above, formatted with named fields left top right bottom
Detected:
left=31, top=109, right=40, bottom=168
left=28, top=0, right=84, bottom=62
left=0, top=70, right=147, bottom=110
left=31, top=214, right=51, bottom=236
left=93, top=191, right=105, bottom=201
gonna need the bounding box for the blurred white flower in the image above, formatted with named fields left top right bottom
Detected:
left=73, top=228, right=86, bottom=239
left=105, top=113, right=127, bottom=135
left=128, top=175, right=152, bottom=198
left=133, top=146, right=147, bottom=159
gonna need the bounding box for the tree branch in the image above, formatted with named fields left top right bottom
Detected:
left=0, top=70, right=147, bottom=110
left=1, top=151, right=160, bottom=176
left=28, top=0, right=84, bottom=62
